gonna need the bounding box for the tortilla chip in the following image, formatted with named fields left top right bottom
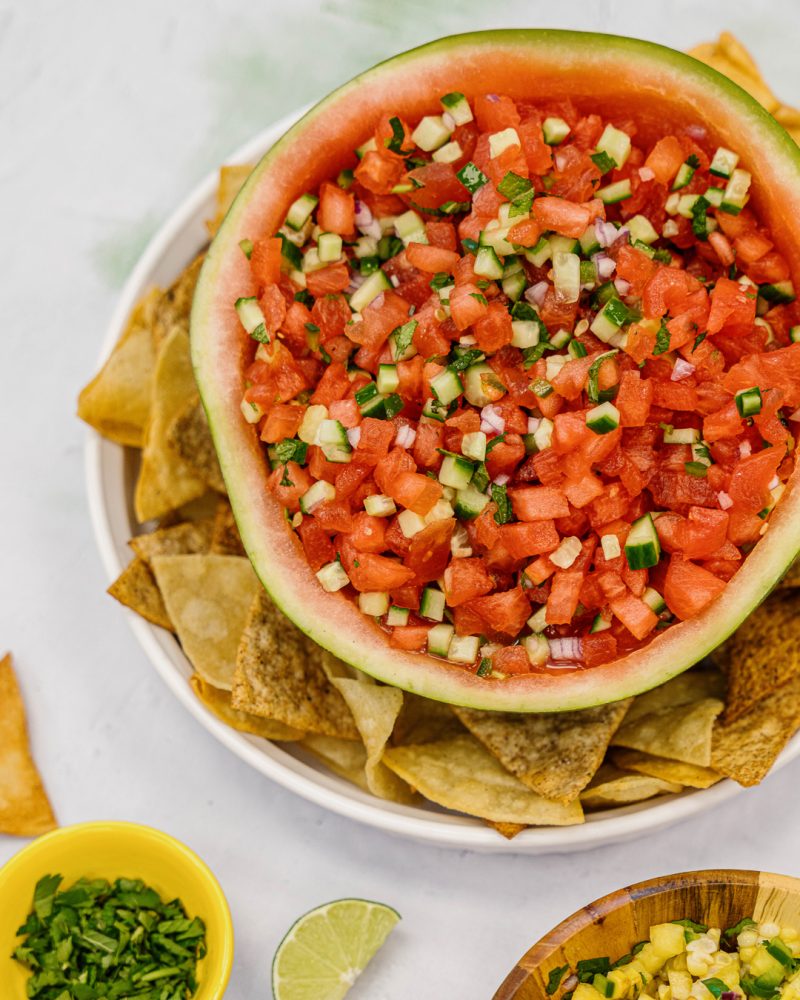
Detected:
left=778, top=556, right=800, bottom=589
left=129, top=517, right=215, bottom=566
left=167, top=396, right=226, bottom=495
left=454, top=699, right=631, bottom=805
left=580, top=764, right=682, bottom=809
left=611, top=688, right=724, bottom=768
left=622, top=670, right=725, bottom=724
left=486, top=821, right=528, bottom=840
left=189, top=674, right=303, bottom=740
left=0, top=654, right=57, bottom=836
left=328, top=674, right=415, bottom=803
left=302, top=733, right=371, bottom=791
left=152, top=255, right=203, bottom=348
left=207, top=164, right=254, bottom=236
left=151, top=554, right=261, bottom=689
left=211, top=500, right=246, bottom=557
left=383, top=734, right=584, bottom=826
left=135, top=328, right=207, bottom=521
left=392, top=694, right=465, bottom=746
left=712, top=673, right=800, bottom=786
left=77, top=288, right=160, bottom=447
left=232, top=590, right=358, bottom=739
left=715, top=590, right=800, bottom=723
left=610, top=748, right=722, bottom=790
left=108, top=558, right=173, bottom=630
left=688, top=34, right=780, bottom=113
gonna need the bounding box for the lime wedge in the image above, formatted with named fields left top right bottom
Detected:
left=271, top=898, right=400, bottom=1000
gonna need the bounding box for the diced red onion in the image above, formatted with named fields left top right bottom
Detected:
left=593, top=253, right=616, bottom=280
left=527, top=416, right=541, bottom=434
left=480, top=405, right=506, bottom=433
left=486, top=93, right=499, bottom=102
left=595, top=219, right=619, bottom=248
left=638, top=166, right=656, bottom=182
left=347, top=273, right=366, bottom=294
left=768, top=475, right=780, bottom=490
left=525, top=280, right=549, bottom=307
left=671, top=359, right=695, bottom=381
left=686, top=123, right=707, bottom=140
left=354, top=199, right=382, bottom=239
left=548, top=637, right=583, bottom=662
left=554, top=151, right=568, bottom=172
left=493, top=473, right=510, bottom=486
left=395, top=424, right=417, bottom=449
left=739, top=440, right=752, bottom=458
left=718, top=491, right=733, bottom=510
left=563, top=976, right=579, bottom=992
left=346, top=427, right=361, bottom=448
left=614, top=277, right=631, bottom=296
left=389, top=274, right=400, bottom=288
left=371, top=292, right=385, bottom=310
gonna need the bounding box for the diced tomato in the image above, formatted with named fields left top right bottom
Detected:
left=297, top=518, right=336, bottom=571
left=510, top=486, right=570, bottom=521
left=347, top=512, right=388, bottom=553
left=318, top=181, right=355, bottom=236
left=582, top=632, right=618, bottom=667
left=664, top=556, right=726, bottom=620
left=342, top=547, right=415, bottom=592
left=354, top=417, right=395, bottom=466
left=355, top=150, right=405, bottom=194
left=485, top=434, right=526, bottom=479
left=405, top=518, right=455, bottom=583
left=425, top=219, right=457, bottom=251
left=491, top=646, right=534, bottom=674
left=389, top=626, right=429, bottom=651
left=250, top=236, right=282, bottom=287
left=461, top=586, right=531, bottom=639
left=473, top=301, right=514, bottom=353
left=389, top=471, right=443, bottom=516
left=375, top=448, right=415, bottom=495
left=444, top=557, right=494, bottom=606
left=707, top=276, right=757, bottom=334
left=532, top=197, right=592, bottom=238
left=546, top=571, right=584, bottom=625
left=306, top=263, right=351, bottom=298
left=405, top=242, right=460, bottom=274
left=449, top=283, right=490, bottom=330
left=267, top=461, right=312, bottom=513
left=498, top=520, right=559, bottom=557
left=260, top=403, right=304, bottom=443
left=644, top=135, right=685, bottom=185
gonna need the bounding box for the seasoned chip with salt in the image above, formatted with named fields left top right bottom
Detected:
left=167, top=396, right=226, bottom=495
left=210, top=500, right=246, bottom=557
left=610, top=748, right=721, bottom=790
left=108, top=558, right=173, bottom=631
left=129, top=517, right=215, bottom=565
left=189, top=674, right=303, bottom=741
left=580, top=763, right=682, bottom=809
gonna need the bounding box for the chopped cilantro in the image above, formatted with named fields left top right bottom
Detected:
left=385, top=116, right=409, bottom=154
left=692, top=331, right=707, bottom=352
left=250, top=323, right=270, bottom=344
left=378, top=234, right=404, bottom=260
left=523, top=343, right=549, bottom=368
left=684, top=461, right=708, bottom=478
left=472, top=463, right=490, bottom=492
left=280, top=465, right=294, bottom=487
left=509, top=190, right=535, bottom=217
left=690, top=195, right=711, bottom=240
left=439, top=199, right=471, bottom=215
left=591, top=150, right=616, bottom=174
left=360, top=255, right=381, bottom=275
left=702, top=979, right=729, bottom=999
left=294, top=289, right=313, bottom=305
left=275, top=438, right=309, bottom=466
left=461, top=237, right=480, bottom=255
left=304, top=322, right=320, bottom=333
left=491, top=483, right=514, bottom=524
left=547, top=965, right=570, bottom=995
left=383, top=393, right=405, bottom=419
left=391, top=319, right=418, bottom=357
left=497, top=171, right=532, bottom=200
left=456, top=161, right=489, bottom=194
left=533, top=378, right=554, bottom=398
left=654, top=321, right=671, bottom=356
left=430, top=272, right=452, bottom=291
left=587, top=350, right=619, bottom=404
left=477, top=657, right=492, bottom=677
left=724, top=917, right=757, bottom=941
left=652, top=248, right=673, bottom=263
left=448, top=348, right=484, bottom=372
left=576, top=957, right=611, bottom=982
left=686, top=153, right=701, bottom=169
left=470, top=292, right=488, bottom=306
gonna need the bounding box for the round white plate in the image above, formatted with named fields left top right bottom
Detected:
left=86, top=108, right=800, bottom=854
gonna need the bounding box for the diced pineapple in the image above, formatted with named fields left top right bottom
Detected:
left=650, top=924, right=687, bottom=959
left=637, top=944, right=667, bottom=976
left=607, top=968, right=631, bottom=997
left=573, top=985, right=601, bottom=1000
left=749, top=945, right=785, bottom=981
left=667, top=970, right=692, bottom=1000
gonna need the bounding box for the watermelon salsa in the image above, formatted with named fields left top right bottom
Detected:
left=233, top=91, right=800, bottom=678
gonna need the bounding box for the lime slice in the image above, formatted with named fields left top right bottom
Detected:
left=271, top=898, right=400, bottom=1000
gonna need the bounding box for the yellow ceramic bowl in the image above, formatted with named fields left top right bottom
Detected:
left=0, top=821, right=233, bottom=999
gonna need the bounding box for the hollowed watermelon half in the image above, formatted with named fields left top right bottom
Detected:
left=192, top=29, right=800, bottom=712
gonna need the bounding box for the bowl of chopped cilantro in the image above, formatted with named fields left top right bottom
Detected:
left=0, top=821, right=233, bottom=999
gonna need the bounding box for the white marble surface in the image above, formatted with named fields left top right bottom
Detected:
left=2, top=1, right=799, bottom=996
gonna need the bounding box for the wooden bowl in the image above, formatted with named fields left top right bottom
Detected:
left=494, top=870, right=800, bottom=999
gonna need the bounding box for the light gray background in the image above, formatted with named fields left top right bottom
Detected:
left=1, top=2, right=798, bottom=997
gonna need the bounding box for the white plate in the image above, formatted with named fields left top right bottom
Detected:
left=86, top=108, right=800, bottom=854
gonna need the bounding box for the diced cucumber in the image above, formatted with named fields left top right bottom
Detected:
left=503, top=255, right=524, bottom=278
left=549, top=328, right=571, bottom=350
left=586, top=401, right=620, bottom=434
left=545, top=353, right=569, bottom=381
left=596, top=123, right=631, bottom=168
left=355, top=136, right=377, bottom=159
left=709, top=146, right=739, bottom=179
left=720, top=168, right=751, bottom=215
left=432, top=140, right=463, bottom=164
left=398, top=509, right=426, bottom=537
left=479, top=225, right=515, bottom=256
left=440, top=91, right=474, bottom=125
left=453, top=484, right=490, bottom=520
left=235, top=297, right=268, bottom=339
left=420, top=586, right=446, bottom=621
left=240, top=398, right=263, bottom=424
left=547, top=235, right=579, bottom=256
left=354, top=235, right=379, bottom=258
left=411, top=115, right=451, bottom=152
left=299, top=480, right=336, bottom=513
left=474, top=245, right=504, bottom=279
left=439, top=452, right=476, bottom=490
left=286, top=192, right=318, bottom=230
left=317, top=232, right=343, bottom=263
left=590, top=613, right=612, bottom=633
left=427, top=623, right=455, bottom=656
left=671, top=160, right=696, bottom=191
left=790, top=325, right=800, bottom=343
left=579, top=225, right=601, bottom=257
left=364, top=494, right=397, bottom=517
left=677, top=193, right=703, bottom=219
left=358, top=591, right=390, bottom=616
left=627, top=214, right=660, bottom=244
left=461, top=431, right=487, bottom=462
left=377, top=364, right=399, bottom=394
left=543, top=116, right=570, bottom=145
left=663, top=426, right=700, bottom=445
left=704, top=186, right=725, bottom=208
left=691, top=440, right=712, bottom=467
left=394, top=209, right=428, bottom=245
left=597, top=179, right=632, bottom=204
left=760, top=280, right=796, bottom=304
left=317, top=418, right=352, bottom=463
left=463, top=362, right=506, bottom=407
left=600, top=533, right=621, bottom=560
left=386, top=605, right=410, bottom=626
left=298, top=404, right=329, bottom=444
left=735, top=386, right=762, bottom=417
left=590, top=297, right=629, bottom=342
left=422, top=397, right=448, bottom=422
left=488, top=127, right=520, bottom=158
left=430, top=368, right=464, bottom=406
left=355, top=381, right=385, bottom=417
left=664, top=192, right=682, bottom=215
left=552, top=251, right=581, bottom=304
left=533, top=417, right=554, bottom=451
left=502, top=270, right=526, bottom=301
left=349, top=270, right=391, bottom=313
left=625, top=513, right=661, bottom=570
left=568, top=339, right=588, bottom=359
left=511, top=319, right=541, bottom=349
left=447, top=634, right=480, bottom=665
left=527, top=604, right=548, bottom=633
left=523, top=634, right=550, bottom=667
left=316, top=560, right=350, bottom=592
left=642, top=587, right=666, bottom=614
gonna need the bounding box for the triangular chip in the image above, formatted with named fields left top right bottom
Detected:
left=151, top=554, right=260, bottom=689
left=152, top=255, right=203, bottom=348
left=77, top=288, right=160, bottom=447
left=486, top=821, right=527, bottom=840
left=621, top=670, right=725, bottom=724
left=712, top=674, right=800, bottom=787
left=382, top=734, right=584, bottom=826
left=167, top=396, right=226, bottom=495
left=302, top=734, right=370, bottom=791
left=714, top=590, right=800, bottom=723
left=189, top=675, right=303, bottom=740
left=612, top=689, right=724, bottom=768
left=129, top=517, right=215, bottom=566
left=231, top=590, right=358, bottom=740
left=0, top=654, right=57, bottom=836
left=688, top=34, right=780, bottom=113
left=134, top=328, right=207, bottom=521
left=610, top=748, right=721, bottom=790
left=580, top=764, right=682, bottom=809
left=207, top=164, right=254, bottom=236
left=210, top=500, right=246, bottom=557
left=392, top=694, right=465, bottom=746
left=454, top=699, right=631, bottom=804
left=108, top=558, right=172, bottom=630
